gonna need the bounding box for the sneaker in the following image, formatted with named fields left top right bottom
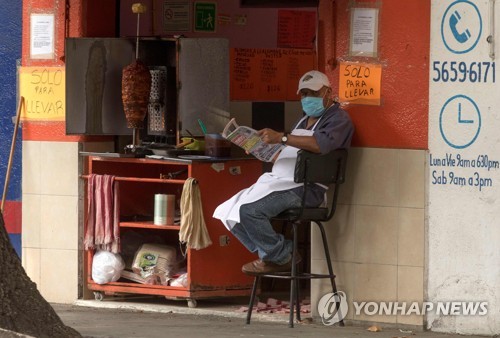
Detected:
left=242, top=253, right=302, bottom=275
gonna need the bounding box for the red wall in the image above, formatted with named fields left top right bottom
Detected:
left=320, top=0, right=430, bottom=149
left=22, top=0, right=430, bottom=149
left=119, top=0, right=316, bottom=49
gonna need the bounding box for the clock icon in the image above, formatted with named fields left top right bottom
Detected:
left=439, top=94, right=481, bottom=149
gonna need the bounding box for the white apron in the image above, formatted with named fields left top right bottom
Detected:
left=213, top=116, right=322, bottom=230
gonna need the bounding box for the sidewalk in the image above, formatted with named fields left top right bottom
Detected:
left=50, top=296, right=490, bottom=338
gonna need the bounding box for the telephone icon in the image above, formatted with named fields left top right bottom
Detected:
left=449, top=10, right=471, bottom=43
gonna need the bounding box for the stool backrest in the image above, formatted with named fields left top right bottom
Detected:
left=293, top=149, right=348, bottom=221
left=294, top=149, right=348, bottom=185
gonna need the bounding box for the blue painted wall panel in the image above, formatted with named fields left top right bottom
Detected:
left=8, top=233, right=21, bottom=258
left=0, top=1, right=23, bottom=259
left=0, top=1, right=22, bottom=202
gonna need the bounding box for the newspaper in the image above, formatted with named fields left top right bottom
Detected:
left=222, top=118, right=284, bottom=162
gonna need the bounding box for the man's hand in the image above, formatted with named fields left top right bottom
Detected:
left=257, top=128, right=283, bottom=144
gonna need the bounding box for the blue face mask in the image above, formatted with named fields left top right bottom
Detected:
left=301, top=96, right=325, bottom=117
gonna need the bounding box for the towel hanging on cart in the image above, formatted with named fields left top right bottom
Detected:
left=84, top=174, right=120, bottom=253
left=179, top=178, right=212, bottom=251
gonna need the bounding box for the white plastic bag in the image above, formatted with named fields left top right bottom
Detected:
left=170, top=273, right=188, bottom=287
left=92, top=250, right=125, bottom=284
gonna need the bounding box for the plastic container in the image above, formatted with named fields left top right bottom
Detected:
left=204, top=133, right=231, bottom=157
left=154, top=194, right=175, bottom=225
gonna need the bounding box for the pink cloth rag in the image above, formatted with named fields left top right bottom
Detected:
left=84, top=174, right=120, bottom=253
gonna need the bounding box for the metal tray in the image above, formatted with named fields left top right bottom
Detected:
left=150, top=148, right=205, bottom=157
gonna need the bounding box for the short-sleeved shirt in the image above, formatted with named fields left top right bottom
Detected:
left=290, top=103, right=354, bottom=206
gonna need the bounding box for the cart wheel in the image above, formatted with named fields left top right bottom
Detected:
left=187, top=299, right=197, bottom=308
left=93, top=291, right=104, bottom=301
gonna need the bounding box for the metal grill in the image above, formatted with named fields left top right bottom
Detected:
left=148, top=66, right=167, bottom=135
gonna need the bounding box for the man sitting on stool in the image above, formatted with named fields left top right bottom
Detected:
left=213, top=70, right=354, bottom=274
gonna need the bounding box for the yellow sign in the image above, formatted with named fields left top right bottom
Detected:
left=339, top=62, right=381, bottom=105
left=19, top=67, right=65, bottom=120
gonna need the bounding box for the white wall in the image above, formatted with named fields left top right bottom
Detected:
left=22, top=140, right=114, bottom=303
left=428, top=1, right=499, bottom=335
left=22, top=141, right=80, bottom=303
left=311, top=148, right=426, bottom=327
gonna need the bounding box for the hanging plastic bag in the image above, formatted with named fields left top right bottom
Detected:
left=92, top=250, right=125, bottom=284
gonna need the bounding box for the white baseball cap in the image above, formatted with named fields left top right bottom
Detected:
left=296, top=70, right=331, bottom=94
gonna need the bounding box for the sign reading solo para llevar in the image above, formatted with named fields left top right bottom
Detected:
left=339, top=62, right=382, bottom=105
left=19, top=66, right=65, bottom=121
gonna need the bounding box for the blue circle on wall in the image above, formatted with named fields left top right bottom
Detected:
left=439, top=94, right=481, bottom=149
left=441, top=0, right=482, bottom=54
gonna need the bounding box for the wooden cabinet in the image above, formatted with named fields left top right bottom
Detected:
left=84, top=156, right=262, bottom=306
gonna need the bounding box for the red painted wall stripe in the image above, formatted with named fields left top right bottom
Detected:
left=2, top=201, right=22, bottom=234
left=22, top=121, right=113, bottom=142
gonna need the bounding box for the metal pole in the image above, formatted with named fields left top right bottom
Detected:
left=136, top=13, right=140, bottom=60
